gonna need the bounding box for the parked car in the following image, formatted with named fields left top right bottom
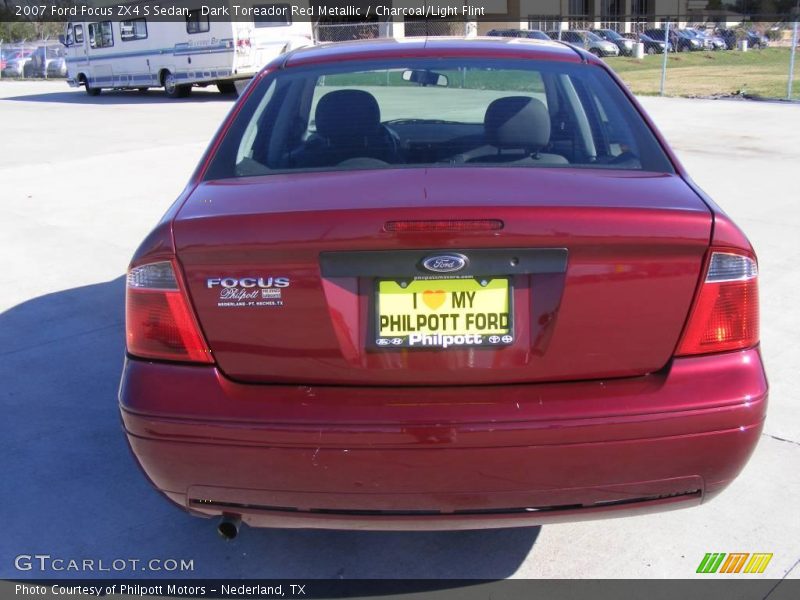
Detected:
left=0, top=47, right=13, bottom=71
left=638, top=32, right=672, bottom=54
left=546, top=29, right=620, bottom=56
left=684, top=29, right=725, bottom=51
left=645, top=28, right=701, bottom=52
left=46, top=56, right=67, bottom=78
left=591, top=28, right=635, bottom=56
left=716, top=28, right=739, bottom=50
left=715, top=28, right=768, bottom=50
left=747, top=30, right=769, bottom=49
left=706, top=31, right=728, bottom=50
left=643, top=28, right=671, bottom=50
left=682, top=29, right=709, bottom=50
left=25, top=44, right=65, bottom=78
left=677, top=29, right=705, bottom=51
left=120, top=38, right=766, bottom=536
left=1, top=48, right=33, bottom=77
left=486, top=28, right=550, bottom=41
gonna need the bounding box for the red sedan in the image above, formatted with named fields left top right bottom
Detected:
left=120, top=38, right=766, bottom=537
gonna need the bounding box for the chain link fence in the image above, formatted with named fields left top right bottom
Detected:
left=314, top=21, right=386, bottom=43
left=0, top=39, right=67, bottom=80
left=403, top=19, right=471, bottom=37
left=522, top=18, right=798, bottom=100
left=592, top=19, right=799, bottom=100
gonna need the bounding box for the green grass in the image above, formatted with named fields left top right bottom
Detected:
left=323, top=69, right=545, bottom=92
left=604, top=48, right=800, bottom=99
left=310, top=49, right=800, bottom=99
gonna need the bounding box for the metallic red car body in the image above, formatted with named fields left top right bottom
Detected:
left=119, top=38, right=766, bottom=531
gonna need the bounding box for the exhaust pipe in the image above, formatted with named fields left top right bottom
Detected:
left=217, top=514, right=241, bottom=540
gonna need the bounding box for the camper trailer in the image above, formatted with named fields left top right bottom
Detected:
left=62, top=1, right=312, bottom=97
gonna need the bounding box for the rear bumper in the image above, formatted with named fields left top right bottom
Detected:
left=120, top=348, right=767, bottom=530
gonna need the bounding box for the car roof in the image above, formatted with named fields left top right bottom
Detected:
left=282, top=37, right=588, bottom=68
left=491, top=28, right=545, bottom=34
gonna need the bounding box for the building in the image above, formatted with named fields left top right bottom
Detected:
left=479, top=0, right=696, bottom=34
left=318, top=1, right=735, bottom=40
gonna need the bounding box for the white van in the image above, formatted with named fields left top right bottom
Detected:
left=62, top=1, right=312, bottom=97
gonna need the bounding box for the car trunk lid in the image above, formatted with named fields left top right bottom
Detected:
left=173, top=167, right=711, bottom=385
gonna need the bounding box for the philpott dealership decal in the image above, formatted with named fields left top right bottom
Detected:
left=206, top=276, right=290, bottom=308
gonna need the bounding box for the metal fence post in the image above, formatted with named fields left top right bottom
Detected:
left=789, top=19, right=798, bottom=100
left=660, top=20, right=669, bottom=96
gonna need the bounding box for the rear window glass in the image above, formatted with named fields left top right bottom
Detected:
left=204, top=58, right=674, bottom=180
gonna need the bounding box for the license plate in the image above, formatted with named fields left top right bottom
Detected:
left=374, top=278, right=513, bottom=349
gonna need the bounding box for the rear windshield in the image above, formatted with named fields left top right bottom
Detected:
left=204, top=58, right=674, bottom=180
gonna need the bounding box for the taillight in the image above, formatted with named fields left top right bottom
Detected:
left=676, top=251, right=759, bottom=356
left=126, top=260, right=213, bottom=364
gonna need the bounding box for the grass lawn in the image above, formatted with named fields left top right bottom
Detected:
left=604, top=48, right=800, bottom=99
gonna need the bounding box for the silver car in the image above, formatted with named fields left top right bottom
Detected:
left=2, top=49, right=32, bottom=77
left=591, top=28, right=636, bottom=56
left=547, top=30, right=620, bottom=57
left=46, top=57, right=67, bottom=78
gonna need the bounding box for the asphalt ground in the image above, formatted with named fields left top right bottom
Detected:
left=0, top=80, right=798, bottom=582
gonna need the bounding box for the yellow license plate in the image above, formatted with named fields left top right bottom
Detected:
left=375, top=278, right=513, bottom=348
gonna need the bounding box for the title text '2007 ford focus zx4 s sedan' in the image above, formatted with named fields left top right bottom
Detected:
left=119, top=38, right=767, bottom=536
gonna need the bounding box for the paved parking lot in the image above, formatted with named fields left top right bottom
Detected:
left=0, top=80, right=798, bottom=582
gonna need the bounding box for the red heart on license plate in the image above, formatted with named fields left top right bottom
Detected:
left=422, top=290, right=446, bottom=310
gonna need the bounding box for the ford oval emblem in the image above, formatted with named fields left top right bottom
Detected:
left=421, top=254, right=468, bottom=273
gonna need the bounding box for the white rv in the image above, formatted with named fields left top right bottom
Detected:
left=62, top=0, right=312, bottom=97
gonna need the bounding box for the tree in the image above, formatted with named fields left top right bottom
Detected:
left=0, top=1, right=75, bottom=42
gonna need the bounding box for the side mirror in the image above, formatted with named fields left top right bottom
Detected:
left=58, top=34, right=67, bottom=46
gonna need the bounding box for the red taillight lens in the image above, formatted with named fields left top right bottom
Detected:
left=126, top=260, right=213, bottom=364
left=676, top=251, right=759, bottom=356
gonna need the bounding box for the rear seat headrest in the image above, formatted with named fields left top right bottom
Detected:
left=315, top=90, right=381, bottom=140
left=484, top=96, right=551, bottom=152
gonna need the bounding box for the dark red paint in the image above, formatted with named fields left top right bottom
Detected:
left=120, top=38, right=766, bottom=530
